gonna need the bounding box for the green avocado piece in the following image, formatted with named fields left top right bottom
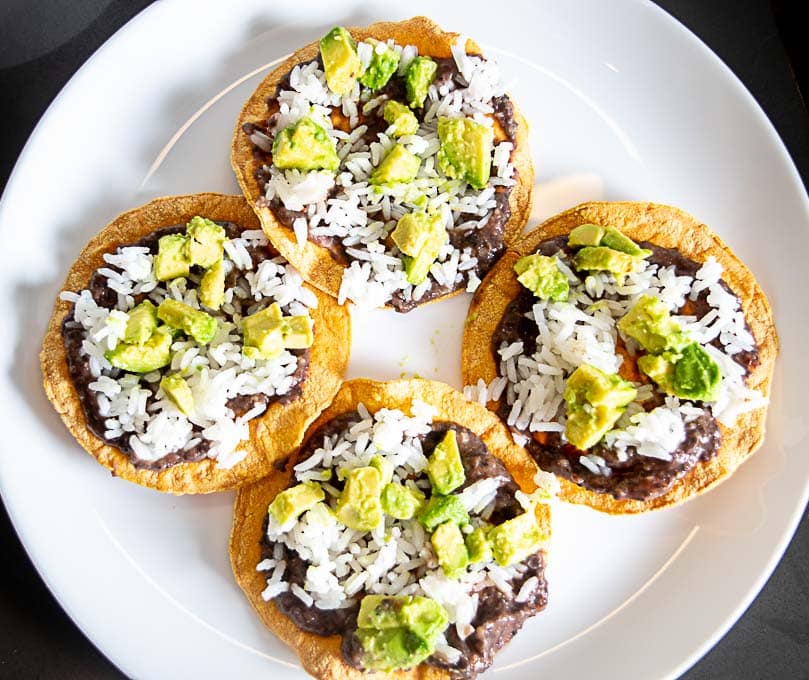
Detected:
left=123, top=300, right=158, bottom=345
left=639, top=343, right=721, bottom=401
left=186, top=217, right=226, bottom=268
left=391, top=211, right=447, bottom=285
left=381, top=482, right=424, bottom=520
left=426, top=429, right=465, bottom=494
left=370, top=455, right=394, bottom=485
left=272, top=117, right=340, bottom=172
left=268, top=482, right=325, bottom=527
left=563, top=363, right=637, bottom=450
left=573, top=246, right=643, bottom=276
left=242, top=303, right=283, bottom=359
left=154, top=233, right=191, bottom=281
left=105, top=326, right=172, bottom=373
left=320, top=26, right=362, bottom=95
left=157, top=298, right=217, bottom=345
left=357, top=628, right=432, bottom=673
left=281, top=315, right=314, bottom=349
left=358, top=595, right=405, bottom=629
left=567, top=223, right=605, bottom=247
left=436, top=116, right=494, bottom=190
left=336, top=466, right=384, bottom=531
left=370, top=144, right=421, bottom=185
left=488, top=511, right=545, bottom=567
left=431, top=521, right=469, bottom=579
left=618, top=295, right=689, bottom=354
left=418, top=494, right=469, bottom=532
left=383, top=100, right=419, bottom=137
left=600, top=227, right=652, bottom=258
left=400, top=597, right=448, bottom=643
left=359, top=39, right=400, bottom=90
left=513, top=254, right=569, bottom=302
left=465, top=525, right=493, bottom=564
left=199, top=259, right=226, bottom=310
left=405, top=56, right=438, bottom=108
left=160, top=373, right=194, bottom=415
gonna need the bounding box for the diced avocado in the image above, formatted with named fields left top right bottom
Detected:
left=336, top=466, right=383, bottom=531
left=357, top=628, right=432, bottom=673
left=400, top=597, right=448, bottom=643
left=600, top=227, right=652, bottom=258
left=573, top=246, right=642, bottom=276
left=157, top=298, right=217, bottom=345
left=489, top=511, right=545, bottom=567
left=383, top=100, right=419, bottom=137
left=391, top=211, right=447, bottom=285
left=637, top=352, right=675, bottom=393
left=370, top=144, right=420, bottom=185
left=358, top=595, right=405, bottom=630
left=436, top=116, right=494, bottom=190
left=465, top=526, right=492, bottom=564
left=564, top=363, right=637, bottom=450
left=381, top=483, right=424, bottom=520
left=418, top=494, right=469, bottom=532
left=242, top=303, right=284, bottom=359
left=426, top=430, right=465, bottom=494
left=199, top=259, right=225, bottom=310
left=123, top=300, right=158, bottom=345
left=639, top=343, right=720, bottom=402
left=160, top=373, right=194, bottom=415
left=513, top=254, right=569, bottom=302
left=404, top=56, right=437, bottom=108
left=268, top=482, right=325, bottom=527
left=618, top=295, right=690, bottom=354
left=359, top=39, right=400, bottom=90
left=272, top=117, right=340, bottom=172
left=319, top=26, right=362, bottom=95
left=281, top=315, right=314, bottom=349
left=105, top=327, right=172, bottom=373
left=185, top=216, right=226, bottom=268
left=370, top=455, right=394, bottom=485
left=568, top=223, right=605, bottom=247
left=154, top=233, right=191, bottom=281
left=431, top=521, right=469, bottom=579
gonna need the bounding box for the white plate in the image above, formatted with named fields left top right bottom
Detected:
left=0, top=1, right=806, bottom=678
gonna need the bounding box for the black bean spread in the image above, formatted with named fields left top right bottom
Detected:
left=61, top=223, right=310, bottom=471
left=261, top=413, right=548, bottom=678
left=493, top=236, right=760, bottom=501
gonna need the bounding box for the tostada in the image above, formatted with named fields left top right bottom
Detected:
left=41, top=194, right=350, bottom=494
left=232, top=17, right=533, bottom=312
left=230, top=379, right=554, bottom=678
left=462, top=202, right=777, bottom=513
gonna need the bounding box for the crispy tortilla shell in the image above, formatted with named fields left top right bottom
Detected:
left=230, top=378, right=550, bottom=679
left=462, top=201, right=778, bottom=514
left=41, top=193, right=350, bottom=495
left=231, top=16, right=533, bottom=307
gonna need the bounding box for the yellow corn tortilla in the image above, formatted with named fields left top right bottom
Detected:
left=230, top=378, right=551, bottom=679
left=462, top=201, right=778, bottom=514
left=231, top=16, right=534, bottom=308
left=41, top=193, right=350, bottom=495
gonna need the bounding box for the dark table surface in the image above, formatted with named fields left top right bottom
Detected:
left=1, top=1, right=807, bottom=678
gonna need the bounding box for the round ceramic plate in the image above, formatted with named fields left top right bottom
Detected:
left=0, top=1, right=806, bottom=678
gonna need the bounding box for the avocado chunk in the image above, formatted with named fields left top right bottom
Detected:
left=431, top=521, right=469, bottom=579
left=404, top=56, right=438, bottom=108
left=514, top=254, right=569, bottom=302
left=465, top=525, right=492, bottom=563
left=618, top=295, right=689, bottom=354
left=489, top=511, right=545, bottom=567
left=358, top=594, right=405, bottom=629
left=123, top=300, right=158, bottom=345
left=399, top=597, right=448, bottom=643
left=436, top=116, right=494, bottom=190
left=336, top=466, right=383, bottom=531
left=381, top=482, right=424, bottom=520
left=154, top=233, right=191, bottom=281
left=242, top=303, right=283, bottom=359
left=370, top=144, right=420, bottom=185
left=567, top=223, right=605, bottom=247
left=160, top=373, right=194, bottom=415
left=359, top=39, right=400, bottom=91
left=268, top=482, right=325, bottom=527
left=280, top=315, right=314, bottom=349
left=157, top=298, right=217, bottom=345
left=272, top=117, right=340, bottom=172
left=383, top=100, right=419, bottom=137
left=600, top=227, right=652, bottom=258
left=319, top=26, right=362, bottom=95
left=105, top=327, right=172, bottom=373
left=418, top=494, right=469, bottom=532
left=426, top=429, right=465, bottom=494
left=638, top=343, right=721, bottom=401
left=370, top=455, right=394, bottom=485
left=564, top=363, right=637, bottom=450
left=391, top=211, right=447, bottom=285
left=357, top=628, right=432, bottom=673
left=199, top=259, right=226, bottom=310
left=573, top=246, right=643, bottom=276
left=185, top=216, right=227, bottom=268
